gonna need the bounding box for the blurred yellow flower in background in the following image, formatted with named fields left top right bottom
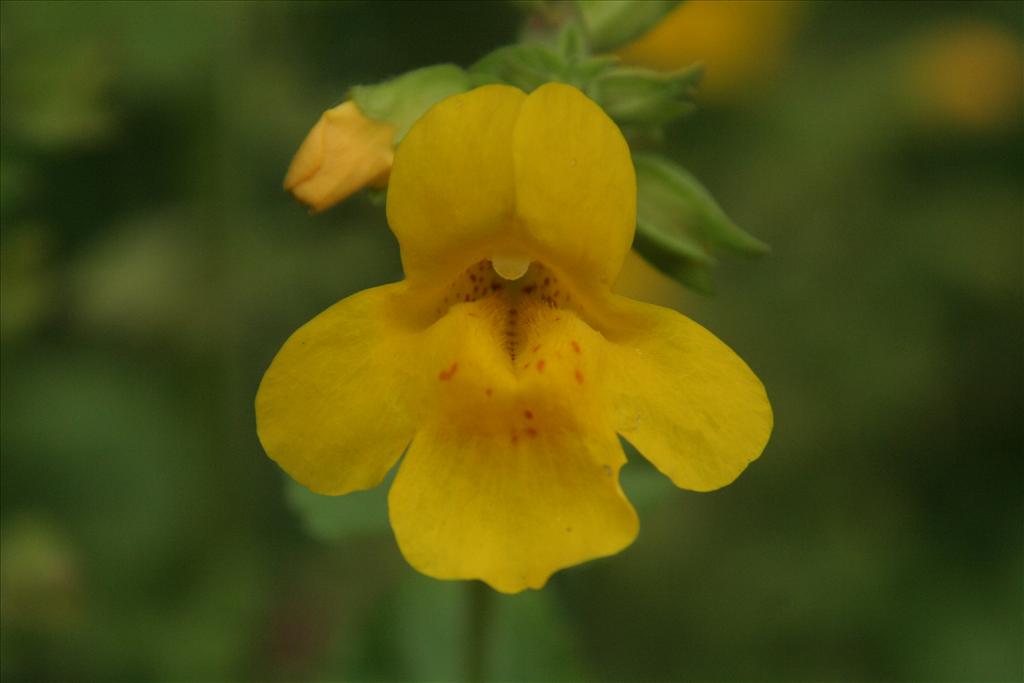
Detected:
left=617, top=0, right=801, bottom=103
left=284, top=101, right=395, bottom=212
left=905, top=23, right=1024, bottom=133
left=257, top=83, right=771, bottom=593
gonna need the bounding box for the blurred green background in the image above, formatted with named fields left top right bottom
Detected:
left=2, top=1, right=1021, bottom=681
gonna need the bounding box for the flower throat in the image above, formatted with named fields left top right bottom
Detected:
left=436, top=260, right=581, bottom=365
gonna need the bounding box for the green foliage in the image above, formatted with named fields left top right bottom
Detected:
left=470, top=21, right=701, bottom=136
left=633, top=153, right=768, bottom=294
left=1, top=2, right=1022, bottom=682
left=471, top=41, right=571, bottom=91
left=589, top=63, right=702, bottom=126
left=351, top=64, right=471, bottom=143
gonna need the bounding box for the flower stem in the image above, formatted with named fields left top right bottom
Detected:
left=466, top=580, right=493, bottom=683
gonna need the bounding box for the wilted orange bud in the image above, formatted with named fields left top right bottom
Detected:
left=284, top=101, right=397, bottom=212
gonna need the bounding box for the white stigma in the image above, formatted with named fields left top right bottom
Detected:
left=491, top=253, right=531, bottom=281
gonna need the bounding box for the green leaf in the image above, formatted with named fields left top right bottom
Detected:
left=351, top=64, right=470, bottom=143
left=636, top=153, right=769, bottom=256
left=470, top=43, right=567, bottom=91
left=633, top=153, right=768, bottom=292
left=633, top=228, right=717, bottom=295
left=588, top=63, right=702, bottom=126
left=556, top=22, right=589, bottom=64
left=471, top=39, right=620, bottom=93
left=284, top=476, right=390, bottom=542
left=575, top=0, right=682, bottom=51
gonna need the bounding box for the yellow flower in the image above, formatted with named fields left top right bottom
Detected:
left=616, top=1, right=800, bottom=103
left=257, top=83, right=772, bottom=593
left=905, top=23, right=1024, bottom=133
left=283, top=101, right=395, bottom=212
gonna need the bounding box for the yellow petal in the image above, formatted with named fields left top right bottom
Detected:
left=390, top=421, right=637, bottom=594
left=605, top=296, right=772, bottom=491
left=255, top=283, right=416, bottom=495
left=386, top=85, right=526, bottom=288
left=383, top=263, right=638, bottom=593
left=387, top=83, right=636, bottom=291
left=512, top=83, right=636, bottom=289
left=284, top=101, right=396, bottom=213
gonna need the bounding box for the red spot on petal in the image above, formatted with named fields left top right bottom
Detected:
left=525, top=427, right=537, bottom=438
left=543, top=277, right=550, bottom=285
left=485, top=387, right=493, bottom=397
left=439, top=363, right=458, bottom=381
left=491, top=283, right=502, bottom=291
left=524, top=410, right=533, bottom=419
left=464, top=294, right=471, bottom=302
left=511, top=431, right=519, bottom=445
left=523, top=285, right=536, bottom=294
left=571, top=340, right=581, bottom=354
left=536, top=360, right=545, bottom=372
left=575, top=369, right=585, bottom=384
left=532, top=344, right=541, bottom=352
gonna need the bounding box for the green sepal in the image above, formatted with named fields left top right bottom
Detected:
left=470, top=43, right=567, bottom=91
left=556, top=21, right=589, bottom=64
left=575, top=0, right=682, bottom=51
left=351, top=64, right=471, bottom=144
left=634, top=153, right=768, bottom=293
left=471, top=38, right=698, bottom=129
left=636, top=153, right=769, bottom=257
left=633, top=227, right=717, bottom=295
left=588, top=63, right=702, bottom=126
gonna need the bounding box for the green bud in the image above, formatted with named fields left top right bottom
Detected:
left=634, top=153, right=769, bottom=293
left=588, top=63, right=702, bottom=126
left=351, top=64, right=471, bottom=143
left=575, top=0, right=682, bottom=52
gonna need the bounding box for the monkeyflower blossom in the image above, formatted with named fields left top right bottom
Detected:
left=257, top=83, right=772, bottom=593
left=284, top=100, right=395, bottom=212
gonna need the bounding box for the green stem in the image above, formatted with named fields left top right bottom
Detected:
left=466, top=581, right=493, bottom=683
